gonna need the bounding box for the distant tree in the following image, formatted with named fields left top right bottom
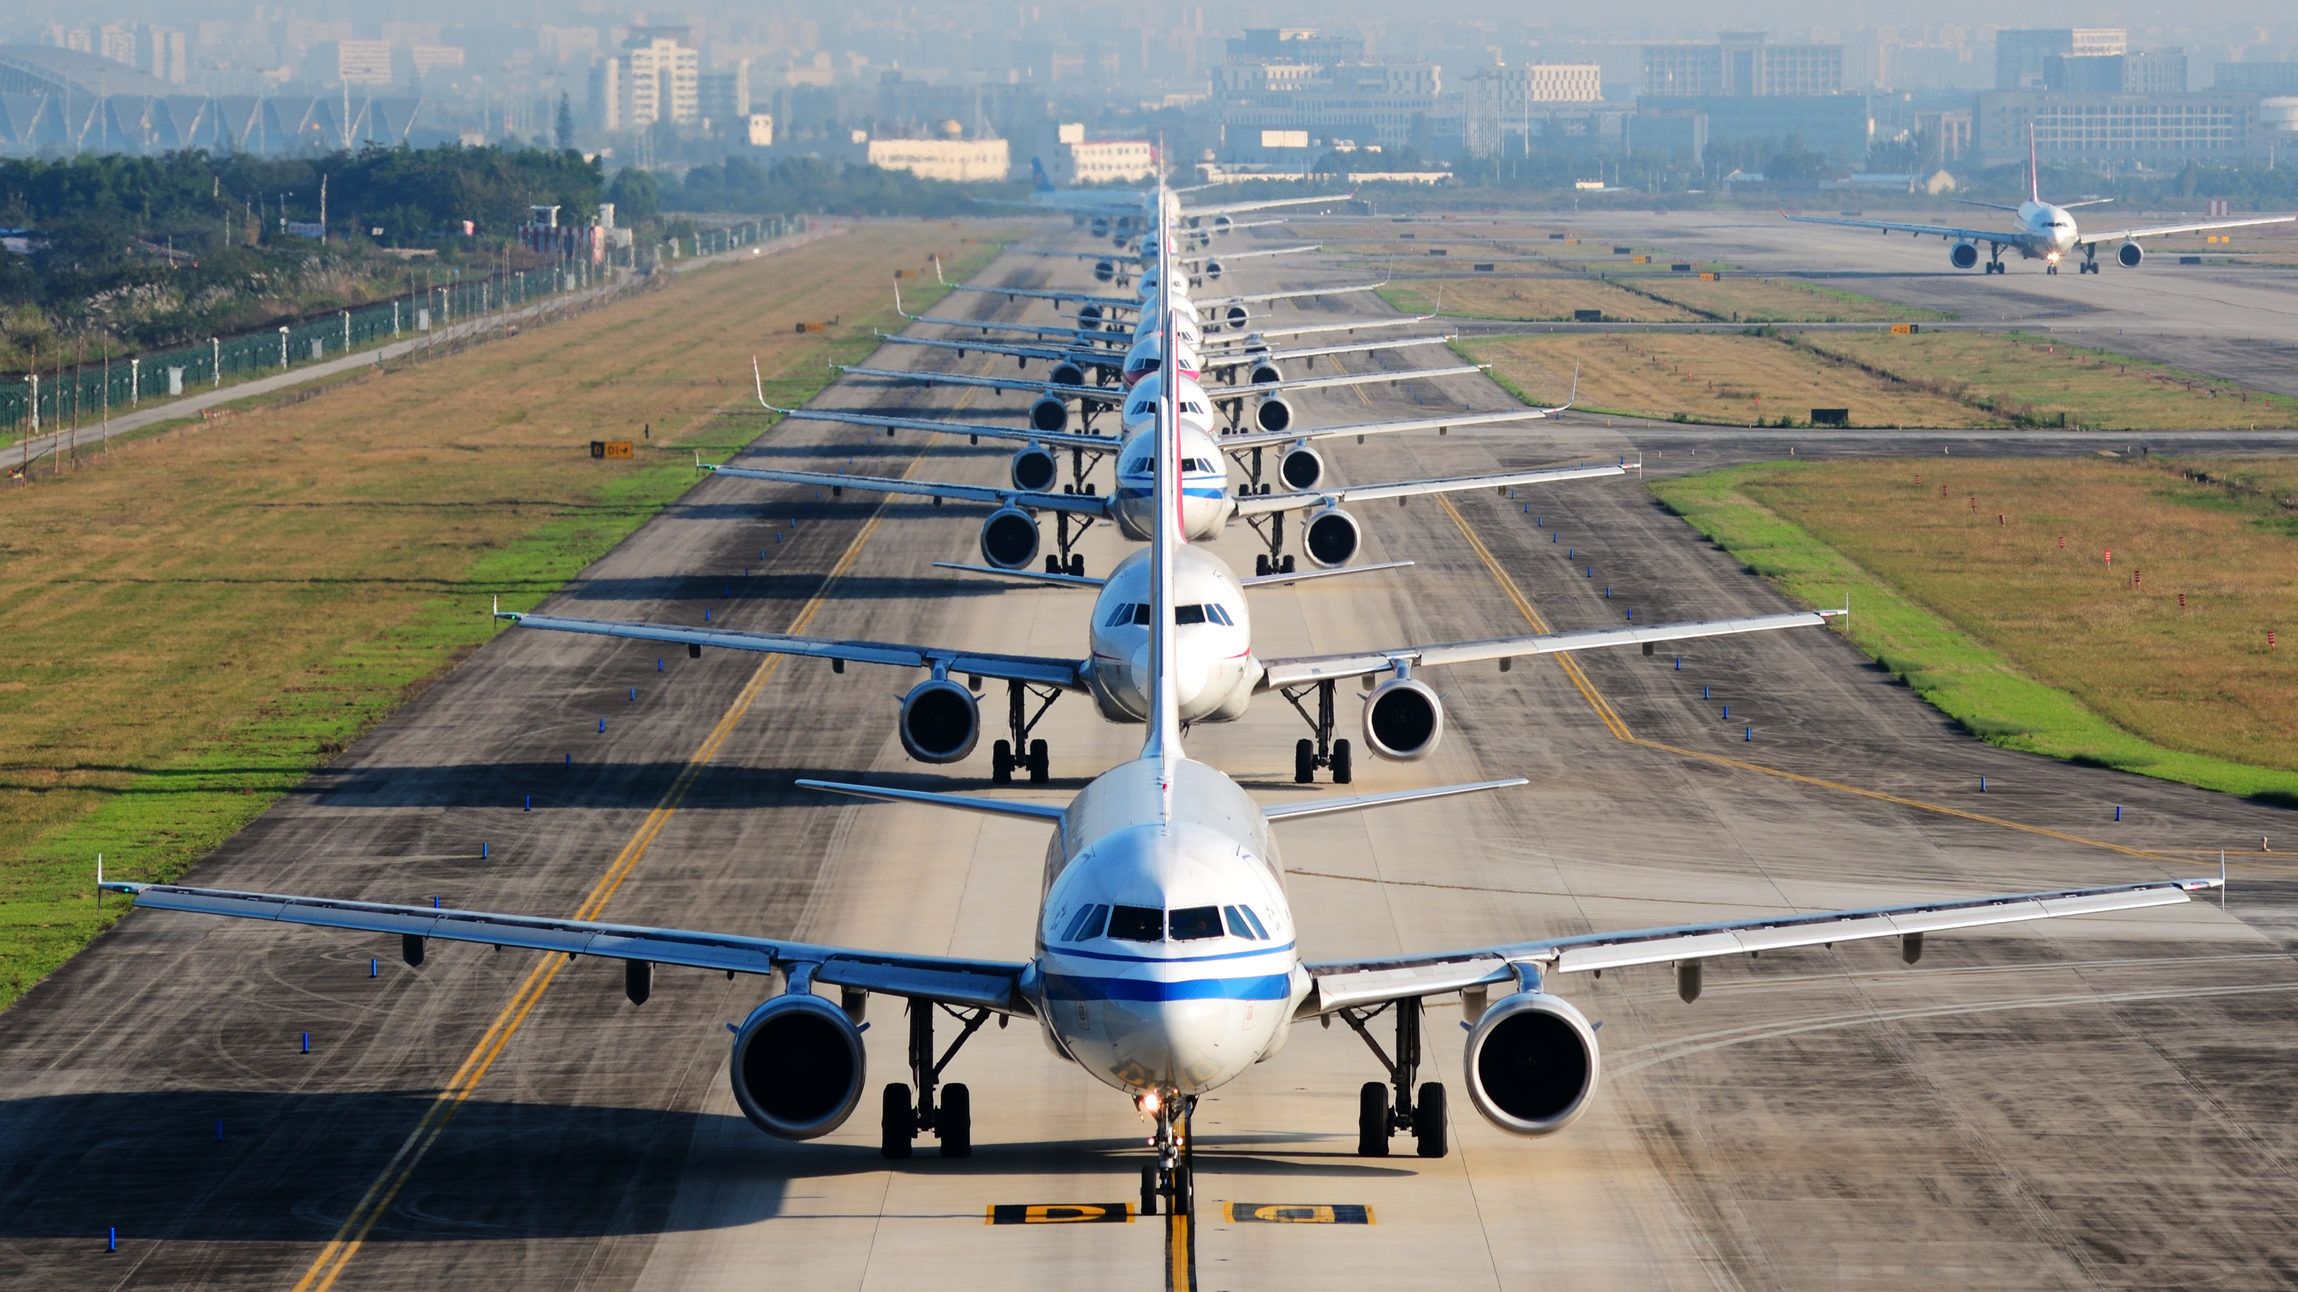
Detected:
left=555, top=94, right=575, bottom=152
left=606, top=168, right=663, bottom=224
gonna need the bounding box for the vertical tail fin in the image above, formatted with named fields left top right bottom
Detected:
left=2028, top=121, right=2040, bottom=204
left=1141, top=167, right=1184, bottom=792
left=1030, top=157, right=1054, bottom=193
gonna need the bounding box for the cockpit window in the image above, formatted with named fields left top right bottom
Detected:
left=1061, top=904, right=1108, bottom=941
left=1107, top=905, right=1164, bottom=942
left=1175, top=604, right=1206, bottom=625
left=1182, top=457, right=1215, bottom=473
left=1238, top=905, right=1271, bottom=939
left=1127, top=456, right=1151, bottom=473
left=1223, top=906, right=1257, bottom=939
left=1168, top=906, right=1224, bottom=941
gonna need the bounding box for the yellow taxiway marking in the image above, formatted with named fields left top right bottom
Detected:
left=1434, top=493, right=2180, bottom=865
left=295, top=402, right=959, bottom=1291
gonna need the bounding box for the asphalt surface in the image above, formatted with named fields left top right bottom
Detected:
left=3, top=218, right=2296, bottom=1290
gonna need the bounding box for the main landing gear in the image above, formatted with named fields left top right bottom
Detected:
left=881, top=1000, right=993, bottom=1159
left=2077, top=246, right=2101, bottom=274
left=1242, top=504, right=1296, bottom=581
left=1281, top=679, right=1353, bottom=784
left=1137, top=1093, right=1197, bottom=1217
left=1985, top=247, right=2007, bottom=275
left=990, top=679, right=1060, bottom=784
left=1044, top=507, right=1095, bottom=579
left=1335, top=997, right=1448, bottom=1158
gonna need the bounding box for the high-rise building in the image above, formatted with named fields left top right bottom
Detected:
left=1994, top=28, right=2124, bottom=90
left=699, top=62, right=753, bottom=132
left=140, top=26, right=188, bottom=85
left=1642, top=32, right=1842, bottom=98
left=2216, top=62, right=2298, bottom=94
left=2045, top=50, right=2184, bottom=94
left=593, top=34, right=700, bottom=132
left=1978, top=90, right=2261, bottom=163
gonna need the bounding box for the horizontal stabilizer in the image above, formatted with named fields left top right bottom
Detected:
left=797, top=778, right=1067, bottom=822
left=1264, top=777, right=1526, bottom=822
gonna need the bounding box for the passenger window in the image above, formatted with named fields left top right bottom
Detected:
left=1223, top=906, right=1256, bottom=940
left=1240, top=906, right=1271, bottom=940
left=1175, top=605, right=1206, bottom=625
left=1107, top=905, right=1164, bottom=942
left=1169, top=906, right=1223, bottom=940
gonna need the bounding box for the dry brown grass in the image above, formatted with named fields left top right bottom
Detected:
left=1383, top=276, right=1696, bottom=322
left=1624, top=274, right=1932, bottom=323
left=1467, top=332, right=1990, bottom=427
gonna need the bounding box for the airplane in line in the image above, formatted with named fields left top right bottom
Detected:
left=888, top=276, right=1434, bottom=356
left=101, top=212, right=2223, bottom=1220
left=1787, top=130, right=2294, bottom=275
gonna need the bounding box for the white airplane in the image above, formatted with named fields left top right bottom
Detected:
left=938, top=255, right=1388, bottom=334
left=99, top=268, right=2222, bottom=1219
left=499, top=538, right=1835, bottom=783
left=887, top=277, right=1435, bottom=355
left=715, top=372, right=1612, bottom=579
left=1787, top=132, right=2294, bottom=275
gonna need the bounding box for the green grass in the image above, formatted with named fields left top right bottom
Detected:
left=1650, top=461, right=2298, bottom=804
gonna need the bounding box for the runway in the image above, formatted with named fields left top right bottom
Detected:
left=3, top=222, right=2297, bottom=1290
left=1337, top=208, right=2298, bottom=396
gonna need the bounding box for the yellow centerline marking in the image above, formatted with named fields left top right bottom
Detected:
left=1166, top=1211, right=1192, bottom=1291
left=294, top=409, right=950, bottom=1291
left=1433, top=494, right=2177, bottom=864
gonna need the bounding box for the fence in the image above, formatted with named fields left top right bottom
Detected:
left=1, top=214, right=805, bottom=439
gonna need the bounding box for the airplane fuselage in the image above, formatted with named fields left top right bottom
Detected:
left=1029, top=755, right=1306, bottom=1097
left=2012, top=199, right=2081, bottom=261
left=1084, top=546, right=1258, bottom=725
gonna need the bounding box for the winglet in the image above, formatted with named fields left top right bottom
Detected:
left=752, top=356, right=770, bottom=409
left=932, top=254, right=947, bottom=286
left=2220, top=850, right=2229, bottom=908
left=892, top=278, right=910, bottom=317
left=2028, top=121, right=2041, bottom=204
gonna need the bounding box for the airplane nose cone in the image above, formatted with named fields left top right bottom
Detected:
left=1130, top=643, right=1211, bottom=714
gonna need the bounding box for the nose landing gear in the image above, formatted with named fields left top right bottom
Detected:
left=1137, top=1094, right=1196, bottom=1216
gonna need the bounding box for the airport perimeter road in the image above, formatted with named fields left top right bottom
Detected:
left=4, top=237, right=2297, bottom=1290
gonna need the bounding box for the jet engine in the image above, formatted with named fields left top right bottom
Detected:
left=1048, top=359, right=1089, bottom=388
left=1301, top=505, right=1360, bottom=568
left=1362, top=676, right=1443, bottom=760
left=1028, top=395, right=1069, bottom=434
left=1222, top=302, right=1251, bottom=330
left=1077, top=304, right=1106, bottom=331
left=1202, top=259, right=1225, bottom=280
left=1950, top=242, right=1979, bottom=270
left=1278, top=444, right=1324, bottom=491
left=979, top=506, right=1041, bottom=570
left=1462, top=991, right=1600, bottom=1137
left=2118, top=241, right=2143, bottom=268
left=898, top=678, right=981, bottom=763
left=1210, top=214, right=1234, bottom=237
left=1010, top=444, right=1058, bottom=492
left=1247, top=359, right=1283, bottom=387
left=1093, top=259, right=1117, bottom=284
left=1089, top=215, right=1111, bottom=239
left=728, top=993, right=868, bottom=1140
left=1254, top=395, right=1296, bottom=435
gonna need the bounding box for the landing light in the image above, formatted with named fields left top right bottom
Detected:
left=1138, top=1089, right=1161, bottom=1115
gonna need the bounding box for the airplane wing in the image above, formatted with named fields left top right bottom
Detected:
left=1217, top=280, right=1387, bottom=307
left=99, top=882, right=1033, bottom=1015
left=1198, top=333, right=1455, bottom=378
left=759, top=405, right=1115, bottom=452
left=930, top=559, right=1415, bottom=590
left=1204, top=314, right=1438, bottom=347
left=874, top=332, right=1115, bottom=372
left=500, top=611, right=1087, bottom=691
left=1259, top=609, right=1839, bottom=690
left=1784, top=213, right=2021, bottom=245
left=1214, top=363, right=1489, bottom=404
left=1297, top=876, right=2219, bottom=1016
left=1218, top=407, right=1559, bottom=452
left=1177, top=244, right=1321, bottom=266
left=946, top=282, right=1135, bottom=310
left=837, top=364, right=1115, bottom=406
left=1231, top=462, right=1629, bottom=518
left=1180, top=192, right=1355, bottom=219
left=2080, top=214, right=2297, bottom=243
left=705, top=463, right=1114, bottom=518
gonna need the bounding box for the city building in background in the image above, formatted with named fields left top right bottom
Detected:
left=1995, top=28, right=2127, bottom=91
left=1642, top=31, right=1844, bottom=98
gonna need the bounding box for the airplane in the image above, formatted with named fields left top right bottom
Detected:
left=99, top=247, right=2224, bottom=1219
left=499, top=537, right=1837, bottom=783
left=936, top=254, right=1388, bottom=334
left=888, top=276, right=1436, bottom=354
left=1786, top=129, right=2294, bottom=275
left=871, top=320, right=1460, bottom=392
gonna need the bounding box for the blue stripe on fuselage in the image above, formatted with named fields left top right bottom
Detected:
left=1049, top=940, right=1297, bottom=965
left=1118, top=485, right=1224, bottom=500
left=1043, top=972, right=1292, bottom=1002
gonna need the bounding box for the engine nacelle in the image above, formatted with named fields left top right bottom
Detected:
left=1222, top=302, right=1251, bottom=330
left=1077, top=303, right=1106, bottom=331
left=1029, top=395, right=1069, bottom=434
left=1462, top=991, right=1600, bottom=1137
left=1089, top=215, right=1111, bottom=239
left=899, top=678, right=980, bottom=764
left=1010, top=444, right=1058, bottom=492
left=1278, top=444, right=1324, bottom=491
left=1254, top=395, right=1295, bottom=435
left=1202, top=259, right=1225, bottom=280
left=1248, top=359, right=1283, bottom=386
left=1301, top=505, right=1360, bottom=569
left=1048, top=360, right=1088, bottom=388
left=1092, top=258, right=1117, bottom=284
left=728, top=993, right=868, bottom=1140
left=2118, top=241, right=2143, bottom=268
left=1363, top=676, right=1443, bottom=760
left=979, top=505, right=1041, bottom=570
left=1210, top=214, right=1234, bottom=237
left=1950, top=242, right=1979, bottom=270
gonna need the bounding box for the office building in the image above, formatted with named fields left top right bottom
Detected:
left=1994, top=28, right=2124, bottom=90
left=1642, top=32, right=1843, bottom=98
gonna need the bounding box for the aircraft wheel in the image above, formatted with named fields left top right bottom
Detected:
left=991, top=739, right=1014, bottom=784
left=1294, top=739, right=1315, bottom=785
left=880, top=1083, right=915, bottom=1159
left=1358, top=1081, right=1391, bottom=1157
left=1331, top=739, right=1353, bottom=785
left=1415, top=1082, right=1449, bottom=1158
left=1028, top=739, right=1051, bottom=784
left=1140, top=1165, right=1159, bottom=1216
left=938, top=1083, right=972, bottom=1158
left=1067, top=554, right=1085, bottom=578
left=1281, top=554, right=1297, bottom=574
left=1045, top=555, right=1063, bottom=574
left=1256, top=554, right=1271, bottom=578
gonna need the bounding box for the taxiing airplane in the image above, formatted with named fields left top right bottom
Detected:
left=1787, top=130, right=2294, bottom=275
left=100, top=221, right=2223, bottom=1219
